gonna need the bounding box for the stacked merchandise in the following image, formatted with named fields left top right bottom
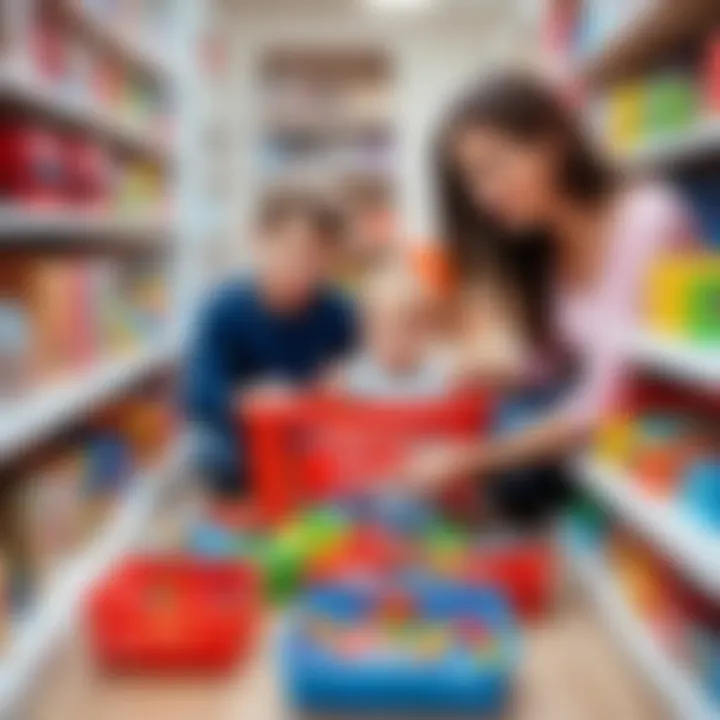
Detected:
left=7, top=381, right=176, bottom=611
left=565, top=509, right=720, bottom=707
left=0, top=122, right=167, bottom=214
left=78, top=0, right=175, bottom=59
left=602, top=35, right=720, bottom=154
left=85, top=392, right=556, bottom=717
left=23, top=0, right=173, bottom=138
left=0, top=254, right=168, bottom=403
left=543, top=1, right=720, bottom=153
left=595, top=400, right=720, bottom=533
left=258, top=50, right=395, bottom=196
left=644, top=251, right=720, bottom=345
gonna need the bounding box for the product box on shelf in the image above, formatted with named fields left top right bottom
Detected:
left=19, top=446, right=86, bottom=584
left=64, top=135, right=115, bottom=210
left=0, top=123, right=67, bottom=207
left=644, top=251, right=720, bottom=344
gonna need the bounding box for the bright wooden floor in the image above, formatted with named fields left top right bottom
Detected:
left=24, top=591, right=669, bottom=720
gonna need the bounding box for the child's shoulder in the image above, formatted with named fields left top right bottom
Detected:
left=200, top=277, right=258, bottom=322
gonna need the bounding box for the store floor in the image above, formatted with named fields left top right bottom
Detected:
left=27, top=590, right=669, bottom=720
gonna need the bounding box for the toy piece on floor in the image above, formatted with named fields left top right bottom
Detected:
left=281, top=580, right=518, bottom=715
left=188, top=504, right=350, bottom=601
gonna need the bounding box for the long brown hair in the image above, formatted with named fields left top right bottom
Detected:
left=436, top=70, right=616, bottom=344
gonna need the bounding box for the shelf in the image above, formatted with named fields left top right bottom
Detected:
left=571, top=550, right=717, bottom=720
left=0, top=443, right=188, bottom=717
left=65, top=1, right=174, bottom=84
left=0, top=207, right=171, bottom=244
left=582, top=0, right=720, bottom=89
left=621, top=119, right=720, bottom=166
left=0, top=343, right=177, bottom=463
left=577, top=457, right=720, bottom=598
left=629, top=330, right=720, bottom=389
left=0, top=70, right=171, bottom=162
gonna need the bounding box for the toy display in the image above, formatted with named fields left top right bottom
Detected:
left=0, top=254, right=168, bottom=386
left=595, top=400, right=720, bottom=528
left=0, top=123, right=66, bottom=208
left=24, top=1, right=173, bottom=139
left=282, top=580, right=517, bottom=715
left=573, top=527, right=720, bottom=706
left=544, top=1, right=720, bottom=152
left=645, top=252, right=720, bottom=344
left=0, top=123, right=166, bottom=213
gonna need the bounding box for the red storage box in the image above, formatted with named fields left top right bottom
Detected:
left=86, top=557, right=259, bottom=674
left=240, top=391, right=491, bottom=525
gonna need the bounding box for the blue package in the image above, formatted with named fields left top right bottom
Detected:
left=85, top=434, right=132, bottom=495
left=677, top=459, right=720, bottom=532
left=281, top=580, right=518, bottom=715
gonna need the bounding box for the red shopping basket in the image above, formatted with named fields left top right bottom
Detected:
left=239, top=391, right=490, bottom=525
left=86, top=557, right=259, bottom=674
left=464, top=538, right=557, bottom=620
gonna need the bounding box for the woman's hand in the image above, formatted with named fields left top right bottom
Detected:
left=402, top=440, right=480, bottom=496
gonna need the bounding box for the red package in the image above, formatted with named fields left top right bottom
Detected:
left=0, top=124, right=66, bottom=207
left=64, top=136, right=114, bottom=210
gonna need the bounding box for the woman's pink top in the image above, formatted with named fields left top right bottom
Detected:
left=553, top=183, right=692, bottom=424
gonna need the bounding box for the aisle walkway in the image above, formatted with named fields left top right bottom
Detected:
left=26, top=597, right=668, bottom=720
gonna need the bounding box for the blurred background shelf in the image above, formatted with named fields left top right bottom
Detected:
left=582, top=0, right=720, bottom=89
left=629, top=330, right=720, bottom=389
left=0, top=70, right=171, bottom=162
left=571, top=549, right=717, bottom=720
left=577, top=457, right=720, bottom=599
left=0, top=442, right=187, bottom=718
left=0, top=207, right=171, bottom=244
left=64, top=0, right=175, bottom=85
left=622, top=118, right=720, bottom=166
left=0, top=342, right=177, bottom=463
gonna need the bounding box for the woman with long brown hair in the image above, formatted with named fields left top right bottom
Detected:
left=406, top=70, right=691, bottom=526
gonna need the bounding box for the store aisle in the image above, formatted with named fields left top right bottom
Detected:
left=27, top=594, right=667, bottom=720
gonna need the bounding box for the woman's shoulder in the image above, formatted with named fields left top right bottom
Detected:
left=616, top=180, right=691, bottom=232
left=612, top=179, right=694, bottom=254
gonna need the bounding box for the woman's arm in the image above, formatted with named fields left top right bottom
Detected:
left=452, top=277, right=530, bottom=390
left=406, top=407, right=590, bottom=494
left=409, top=184, right=691, bottom=494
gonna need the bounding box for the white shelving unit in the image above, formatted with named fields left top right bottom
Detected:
left=0, top=69, right=171, bottom=162
left=577, top=457, right=720, bottom=598
left=0, top=443, right=189, bottom=718
left=622, top=118, right=720, bottom=167
left=0, top=1, right=207, bottom=714
left=65, top=0, right=175, bottom=84
left=629, top=330, right=720, bottom=389
left=571, top=550, right=717, bottom=720
left=0, top=341, right=177, bottom=462
left=0, top=207, right=170, bottom=244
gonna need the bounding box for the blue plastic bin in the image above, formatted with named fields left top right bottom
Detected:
left=280, top=579, right=519, bottom=715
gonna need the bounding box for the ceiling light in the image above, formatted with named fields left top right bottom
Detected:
left=363, top=0, right=434, bottom=12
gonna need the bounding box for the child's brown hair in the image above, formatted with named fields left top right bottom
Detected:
left=256, top=186, right=347, bottom=245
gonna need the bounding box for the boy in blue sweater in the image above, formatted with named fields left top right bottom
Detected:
left=185, top=188, right=356, bottom=497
